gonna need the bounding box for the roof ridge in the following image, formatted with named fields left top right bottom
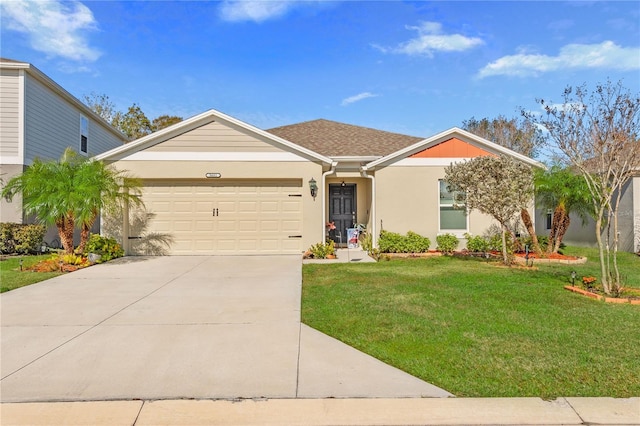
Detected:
left=267, top=118, right=423, bottom=139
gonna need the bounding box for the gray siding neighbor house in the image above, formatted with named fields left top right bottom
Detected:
left=0, top=58, right=127, bottom=225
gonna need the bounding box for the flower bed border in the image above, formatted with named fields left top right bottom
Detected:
left=386, top=252, right=442, bottom=258
left=514, top=256, right=587, bottom=265
left=564, top=285, right=640, bottom=305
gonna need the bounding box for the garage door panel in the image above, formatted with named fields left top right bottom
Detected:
left=238, top=220, right=257, bottom=231
left=195, top=220, right=214, bottom=231
left=138, top=181, right=303, bottom=255
left=217, top=220, right=237, bottom=232
left=282, top=239, right=302, bottom=251
left=195, top=201, right=214, bottom=212
left=173, top=221, right=193, bottom=231
left=174, top=202, right=193, bottom=213
left=282, top=201, right=301, bottom=212
left=260, top=220, right=279, bottom=231
left=152, top=220, right=172, bottom=232
left=151, top=201, right=171, bottom=212
left=282, top=220, right=301, bottom=232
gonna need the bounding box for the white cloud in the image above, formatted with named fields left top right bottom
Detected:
left=374, top=21, right=484, bottom=58
left=341, top=92, right=379, bottom=106
left=219, top=1, right=297, bottom=23
left=478, top=41, right=640, bottom=78
left=0, top=0, right=101, bottom=62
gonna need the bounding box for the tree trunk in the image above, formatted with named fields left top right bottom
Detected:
left=520, top=208, right=542, bottom=255
left=611, top=191, right=622, bottom=294
left=77, top=211, right=98, bottom=254
left=57, top=214, right=75, bottom=254
left=547, top=205, right=563, bottom=253
left=501, top=224, right=510, bottom=266
left=594, top=207, right=610, bottom=295
left=78, top=223, right=91, bottom=254
left=547, top=207, right=558, bottom=253
left=553, top=214, right=570, bottom=253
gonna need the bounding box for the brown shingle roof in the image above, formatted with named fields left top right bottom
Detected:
left=267, top=119, right=423, bottom=157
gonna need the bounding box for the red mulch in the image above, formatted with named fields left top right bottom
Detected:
left=514, top=252, right=579, bottom=260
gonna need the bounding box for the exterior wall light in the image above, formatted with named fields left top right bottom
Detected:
left=309, top=178, right=318, bottom=200
left=205, top=173, right=221, bottom=178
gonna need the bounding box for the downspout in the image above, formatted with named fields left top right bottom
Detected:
left=322, top=162, right=337, bottom=242
left=361, top=166, right=376, bottom=248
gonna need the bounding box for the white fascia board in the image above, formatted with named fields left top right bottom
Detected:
left=364, top=127, right=545, bottom=170
left=95, top=109, right=333, bottom=165
left=120, top=151, right=310, bottom=162
left=331, top=156, right=382, bottom=162
left=2, top=61, right=128, bottom=142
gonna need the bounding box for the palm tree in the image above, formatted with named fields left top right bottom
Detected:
left=2, top=148, right=143, bottom=254
left=535, top=165, right=593, bottom=253
left=74, top=159, right=142, bottom=253
left=2, top=149, right=83, bottom=253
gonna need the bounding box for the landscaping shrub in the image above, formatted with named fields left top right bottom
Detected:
left=405, top=231, right=431, bottom=253
left=0, top=223, right=45, bottom=254
left=84, top=234, right=124, bottom=262
left=308, top=239, right=336, bottom=259
left=378, top=230, right=430, bottom=253
left=13, top=224, right=46, bottom=254
left=0, top=223, right=17, bottom=253
left=359, top=231, right=373, bottom=253
left=378, top=230, right=405, bottom=253
left=464, top=233, right=488, bottom=253
left=436, top=233, right=459, bottom=254
left=483, top=225, right=509, bottom=252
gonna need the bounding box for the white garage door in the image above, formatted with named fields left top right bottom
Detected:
left=134, top=180, right=303, bottom=255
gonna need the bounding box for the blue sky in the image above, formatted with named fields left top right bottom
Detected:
left=2, top=1, right=639, bottom=138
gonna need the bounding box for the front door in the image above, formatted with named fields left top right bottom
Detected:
left=328, top=184, right=356, bottom=246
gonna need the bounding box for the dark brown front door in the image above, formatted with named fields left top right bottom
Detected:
left=328, top=183, right=356, bottom=246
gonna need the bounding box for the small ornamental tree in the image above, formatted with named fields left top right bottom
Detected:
left=525, top=81, right=640, bottom=295
left=444, top=155, right=535, bottom=265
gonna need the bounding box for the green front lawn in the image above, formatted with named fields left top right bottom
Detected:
left=302, top=246, right=640, bottom=398
left=0, top=255, right=63, bottom=292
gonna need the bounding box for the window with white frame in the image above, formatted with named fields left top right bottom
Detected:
left=439, top=180, right=467, bottom=231
left=80, top=116, right=89, bottom=154
left=546, top=209, right=553, bottom=230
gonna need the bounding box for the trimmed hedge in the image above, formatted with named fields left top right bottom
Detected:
left=436, top=233, right=459, bottom=254
left=378, top=230, right=431, bottom=253
left=0, top=223, right=46, bottom=254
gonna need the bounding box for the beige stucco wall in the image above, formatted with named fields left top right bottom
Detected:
left=375, top=165, right=512, bottom=247
left=0, top=164, right=24, bottom=223
left=109, top=159, right=325, bottom=252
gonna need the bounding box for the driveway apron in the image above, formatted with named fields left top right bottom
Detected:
left=1, top=255, right=451, bottom=403
left=1, top=256, right=302, bottom=402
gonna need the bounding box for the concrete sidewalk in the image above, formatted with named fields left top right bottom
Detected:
left=1, top=397, right=638, bottom=425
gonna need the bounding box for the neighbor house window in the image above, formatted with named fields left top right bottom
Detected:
left=80, top=116, right=89, bottom=154
left=546, top=209, right=553, bottom=230
left=439, top=180, right=467, bottom=231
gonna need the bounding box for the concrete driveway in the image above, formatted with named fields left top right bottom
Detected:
left=1, top=256, right=450, bottom=402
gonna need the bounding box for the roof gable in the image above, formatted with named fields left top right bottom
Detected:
left=410, top=137, right=493, bottom=158
left=146, top=121, right=282, bottom=153
left=267, top=119, right=422, bottom=158
left=95, top=109, right=333, bottom=164
left=365, top=127, right=544, bottom=170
